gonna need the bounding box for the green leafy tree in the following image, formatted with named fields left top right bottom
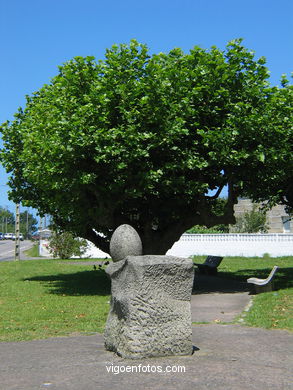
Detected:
left=0, top=40, right=292, bottom=254
left=0, top=206, right=15, bottom=233
left=230, top=204, right=268, bottom=233
left=242, top=75, right=293, bottom=212
left=20, top=211, right=38, bottom=238
left=0, top=207, right=37, bottom=237
left=48, top=231, right=89, bottom=259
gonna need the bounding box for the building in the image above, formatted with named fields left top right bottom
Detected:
left=233, top=199, right=292, bottom=233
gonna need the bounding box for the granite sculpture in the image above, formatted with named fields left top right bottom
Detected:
left=104, top=224, right=194, bottom=359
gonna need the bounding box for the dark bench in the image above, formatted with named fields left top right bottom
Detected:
left=247, top=266, right=278, bottom=294
left=194, top=256, right=223, bottom=275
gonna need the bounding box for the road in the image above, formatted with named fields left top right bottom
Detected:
left=0, top=240, right=35, bottom=262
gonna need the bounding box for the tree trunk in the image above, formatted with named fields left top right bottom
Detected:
left=86, top=186, right=238, bottom=257
left=139, top=226, right=185, bottom=255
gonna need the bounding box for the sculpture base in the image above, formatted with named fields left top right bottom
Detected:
left=104, top=255, right=194, bottom=359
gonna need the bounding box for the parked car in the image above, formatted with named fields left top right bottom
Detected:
left=0, top=232, right=4, bottom=240
left=11, top=233, right=24, bottom=241
left=4, top=233, right=14, bottom=240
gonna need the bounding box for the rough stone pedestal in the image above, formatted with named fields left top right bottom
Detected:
left=104, top=255, right=194, bottom=359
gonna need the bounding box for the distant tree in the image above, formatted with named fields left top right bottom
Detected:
left=0, top=40, right=292, bottom=254
left=0, top=207, right=37, bottom=237
left=230, top=204, right=268, bottom=233
left=20, top=211, right=38, bottom=238
left=0, top=206, right=15, bottom=233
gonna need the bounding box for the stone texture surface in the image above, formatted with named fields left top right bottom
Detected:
left=109, top=224, right=143, bottom=262
left=104, top=255, right=194, bottom=359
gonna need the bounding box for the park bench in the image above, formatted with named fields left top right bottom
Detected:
left=247, top=265, right=279, bottom=294
left=194, top=256, right=223, bottom=275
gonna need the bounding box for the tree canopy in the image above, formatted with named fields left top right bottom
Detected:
left=1, top=39, right=292, bottom=254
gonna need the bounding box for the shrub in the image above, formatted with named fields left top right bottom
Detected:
left=49, top=231, right=89, bottom=259
left=186, top=224, right=229, bottom=234
left=230, top=204, right=268, bottom=233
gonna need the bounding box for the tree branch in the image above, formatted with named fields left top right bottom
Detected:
left=206, top=184, right=224, bottom=200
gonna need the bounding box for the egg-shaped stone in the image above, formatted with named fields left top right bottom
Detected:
left=110, top=224, right=143, bottom=262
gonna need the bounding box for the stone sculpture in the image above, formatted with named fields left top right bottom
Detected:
left=109, top=224, right=142, bottom=262
left=104, top=224, right=194, bottom=359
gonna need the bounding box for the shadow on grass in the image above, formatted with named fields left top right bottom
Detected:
left=24, top=266, right=292, bottom=296
left=193, top=267, right=293, bottom=294
left=24, top=269, right=111, bottom=296
left=218, top=267, right=293, bottom=290
left=192, top=272, right=250, bottom=294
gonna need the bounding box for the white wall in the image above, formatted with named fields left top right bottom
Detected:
left=39, top=239, right=53, bottom=257
left=85, top=233, right=293, bottom=258
left=82, top=241, right=110, bottom=259
left=167, top=233, right=293, bottom=258
left=40, top=233, right=293, bottom=259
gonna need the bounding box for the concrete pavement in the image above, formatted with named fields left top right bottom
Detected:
left=0, top=324, right=292, bottom=390
left=191, top=273, right=252, bottom=323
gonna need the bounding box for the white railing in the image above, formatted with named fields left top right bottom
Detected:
left=167, top=233, right=293, bottom=257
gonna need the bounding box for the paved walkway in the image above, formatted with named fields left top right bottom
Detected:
left=0, top=275, right=292, bottom=390
left=191, top=274, right=252, bottom=323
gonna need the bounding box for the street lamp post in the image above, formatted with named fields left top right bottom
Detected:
left=26, top=208, right=29, bottom=239
left=15, top=203, right=20, bottom=261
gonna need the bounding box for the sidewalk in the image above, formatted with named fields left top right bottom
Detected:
left=0, top=275, right=292, bottom=390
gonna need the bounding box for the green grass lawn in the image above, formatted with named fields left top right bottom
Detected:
left=0, top=256, right=292, bottom=342
left=194, top=255, right=293, bottom=331
left=24, top=243, right=40, bottom=257
left=0, top=259, right=110, bottom=341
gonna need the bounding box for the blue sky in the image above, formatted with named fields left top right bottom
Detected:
left=0, top=0, right=292, bottom=215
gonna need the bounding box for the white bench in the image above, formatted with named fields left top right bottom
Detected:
left=247, top=266, right=278, bottom=293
